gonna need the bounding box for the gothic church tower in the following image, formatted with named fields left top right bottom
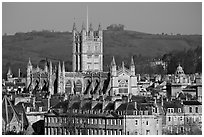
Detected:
left=72, top=23, right=103, bottom=72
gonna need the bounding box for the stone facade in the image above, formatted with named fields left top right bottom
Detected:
left=26, top=23, right=139, bottom=98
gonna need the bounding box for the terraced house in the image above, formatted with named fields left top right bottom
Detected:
left=44, top=94, right=163, bottom=135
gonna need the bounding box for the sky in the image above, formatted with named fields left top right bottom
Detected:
left=2, top=2, right=202, bottom=35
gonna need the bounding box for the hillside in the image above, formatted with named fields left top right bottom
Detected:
left=2, top=30, right=202, bottom=78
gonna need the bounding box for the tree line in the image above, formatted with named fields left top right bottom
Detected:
left=162, top=46, right=202, bottom=74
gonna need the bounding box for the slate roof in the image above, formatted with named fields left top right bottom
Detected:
left=131, top=95, right=146, bottom=103
left=104, top=102, right=114, bottom=110
left=81, top=101, right=92, bottom=110
left=70, top=101, right=81, bottom=109
left=50, top=98, right=61, bottom=108
left=48, top=111, right=121, bottom=119
left=51, top=100, right=68, bottom=112
left=93, top=102, right=102, bottom=110
left=5, top=82, right=15, bottom=86
left=15, top=82, right=26, bottom=86
left=183, top=101, right=202, bottom=105
left=16, top=102, right=33, bottom=107
left=163, top=101, right=182, bottom=108
left=137, top=103, right=154, bottom=111
left=116, top=103, right=136, bottom=111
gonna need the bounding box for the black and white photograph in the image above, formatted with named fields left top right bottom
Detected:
left=1, top=1, right=202, bottom=135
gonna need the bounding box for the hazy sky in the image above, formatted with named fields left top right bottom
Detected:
left=2, top=2, right=202, bottom=35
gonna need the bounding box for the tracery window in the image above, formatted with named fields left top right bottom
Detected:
left=118, top=79, right=128, bottom=93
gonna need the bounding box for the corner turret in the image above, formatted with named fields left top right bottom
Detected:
left=7, top=67, right=13, bottom=81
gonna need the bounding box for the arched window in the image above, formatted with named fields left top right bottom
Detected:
left=65, top=80, right=72, bottom=94
left=75, top=80, right=82, bottom=94
left=118, top=79, right=128, bottom=94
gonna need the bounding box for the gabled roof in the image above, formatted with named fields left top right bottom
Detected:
left=116, top=103, right=136, bottom=111
left=14, top=103, right=29, bottom=129
left=93, top=102, right=102, bottom=110
left=81, top=101, right=92, bottom=110
left=70, top=101, right=81, bottom=109
left=104, top=102, right=114, bottom=110
left=51, top=100, right=68, bottom=113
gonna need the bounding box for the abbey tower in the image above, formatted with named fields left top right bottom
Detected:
left=72, top=22, right=103, bottom=72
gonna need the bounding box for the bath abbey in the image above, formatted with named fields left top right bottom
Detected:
left=25, top=23, right=138, bottom=98
left=2, top=4, right=202, bottom=135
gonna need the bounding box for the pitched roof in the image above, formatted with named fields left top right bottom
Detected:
left=93, top=102, right=102, bottom=110
left=2, top=96, right=21, bottom=125
left=116, top=103, right=136, bottom=111
left=104, top=102, right=114, bottom=110
left=14, top=103, right=29, bottom=129
left=137, top=103, right=154, bottom=111
left=131, top=95, right=146, bottom=103
left=52, top=100, right=68, bottom=109
left=70, top=101, right=80, bottom=109
left=81, top=101, right=92, bottom=110
left=16, top=102, right=33, bottom=107
left=164, top=101, right=182, bottom=108
left=5, top=82, right=15, bottom=86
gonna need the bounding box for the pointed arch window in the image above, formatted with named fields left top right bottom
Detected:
left=65, top=80, right=72, bottom=94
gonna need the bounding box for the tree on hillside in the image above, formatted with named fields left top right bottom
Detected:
left=107, top=24, right=125, bottom=31
left=164, top=47, right=202, bottom=74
